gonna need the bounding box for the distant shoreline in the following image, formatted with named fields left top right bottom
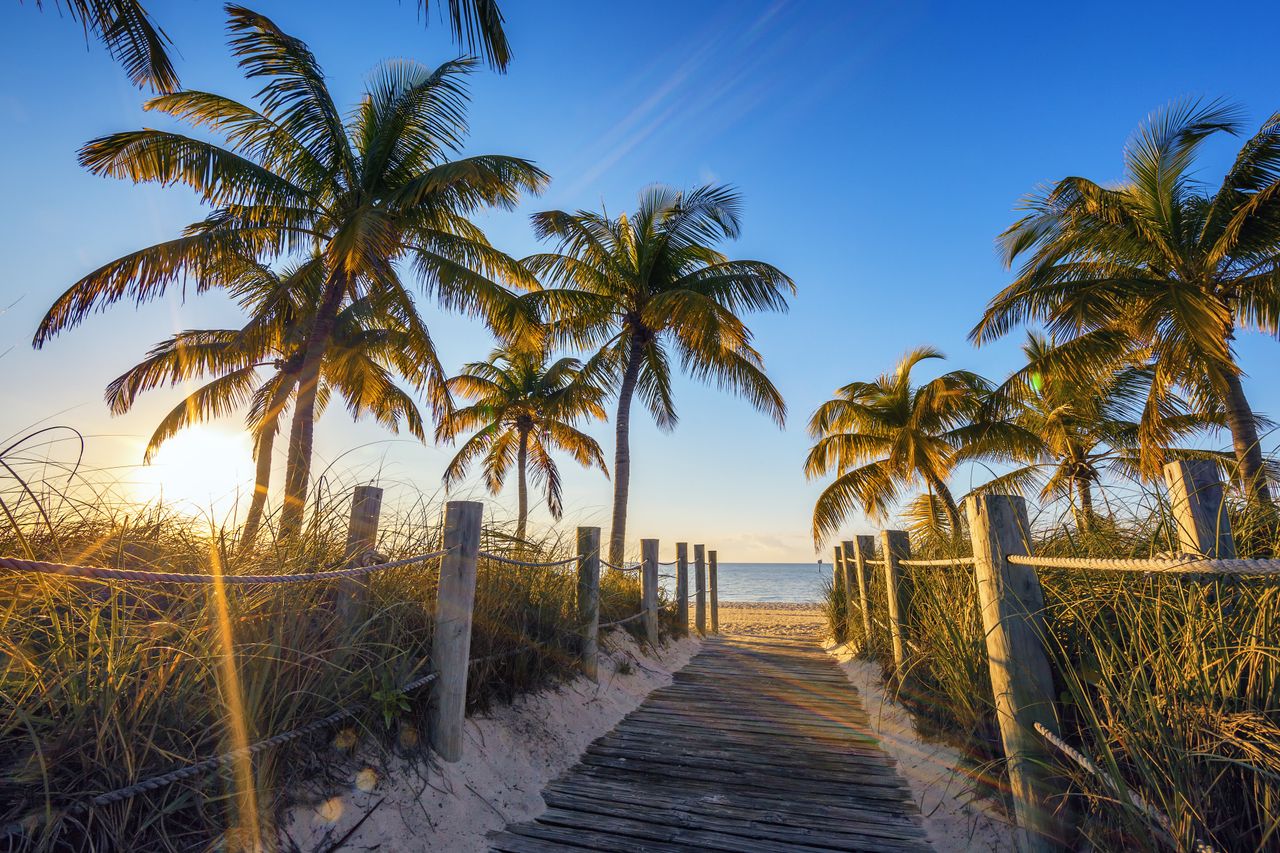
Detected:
left=717, top=601, right=822, bottom=611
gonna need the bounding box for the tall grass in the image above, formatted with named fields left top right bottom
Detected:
left=0, top=451, right=668, bottom=852
left=824, top=488, right=1280, bottom=852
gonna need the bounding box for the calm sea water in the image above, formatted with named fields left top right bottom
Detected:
left=658, top=562, right=830, bottom=603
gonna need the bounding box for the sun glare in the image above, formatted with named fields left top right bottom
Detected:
left=132, top=426, right=256, bottom=520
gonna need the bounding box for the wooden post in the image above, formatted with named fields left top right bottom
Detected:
left=708, top=550, right=719, bottom=634
left=832, top=546, right=848, bottom=641
left=339, top=485, right=382, bottom=624
left=1163, top=459, right=1235, bottom=558
left=641, top=538, right=659, bottom=646
left=577, top=526, right=601, bottom=681
left=429, top=500, right=482, bottom=762
left=965, top=494, right=1065, bottom=851
left=880, top=530, right=910, bottom=673
left=849, top=537, right=874, bottom=650
left=676, top=542, right=690, bottom=637
left=694, top=544, right=707, bottom=635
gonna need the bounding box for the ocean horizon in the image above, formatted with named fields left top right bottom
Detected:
left=658, top=561, right=830, bottom=604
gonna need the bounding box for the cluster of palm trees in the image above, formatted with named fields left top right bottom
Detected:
left=35, top=6, right=795, bottom=564
left=809, top=99, right=1280, bottom=545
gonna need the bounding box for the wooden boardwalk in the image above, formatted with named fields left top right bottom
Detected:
left=490, top=635, right=931, bottom=852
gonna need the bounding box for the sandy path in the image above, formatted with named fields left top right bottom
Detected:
left=713, top=601, right=826, bottom=639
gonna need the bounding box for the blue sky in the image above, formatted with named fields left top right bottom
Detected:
left=2, top=0, right=1279, bottom=560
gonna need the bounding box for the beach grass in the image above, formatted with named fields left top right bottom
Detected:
left=826, top=490, right=1280, bottom=852
left=0, top=460, right=665, bottom=852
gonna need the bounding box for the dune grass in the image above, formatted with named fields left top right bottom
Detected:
left=826, top=491, right=1280, bottom=852
left=0, top=451, right=663, bottom=852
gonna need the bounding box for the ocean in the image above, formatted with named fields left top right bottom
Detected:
left=658, top=562, right=831, bottom=604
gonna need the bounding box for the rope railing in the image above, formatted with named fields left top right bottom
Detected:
left=599, top=558, right=642, bottom=572
left=1008, top=554, right=1280, bottom=575
left=898, top=557, right=975, bottom=568
left=598, top=611, right=647, bottom=630
left=476, top=551, right=579, bottom=569
left=0, top=549, right=453, bottom=585
left=1033, top=723, right=1216, bottom=853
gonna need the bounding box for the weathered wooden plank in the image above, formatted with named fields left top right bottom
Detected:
left=543, top=780, right=929, bottom=839
left=546, top=774, right=925, bottom=826
left=536, top=799, right=925, bottom=852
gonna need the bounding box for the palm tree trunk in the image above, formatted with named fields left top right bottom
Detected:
left=608, top=338, right=644, bottom=567
left=516, top=427, right=529, bottom=542
left=239, top=376, right=296, bottom=550
left=1074, top=475, right=1096, bottom=534
left=1218, top=365, right=1273, bottom=507
left=925, top=472, right=962, bottom=535
left=240, top=430, right=276, bottom=549
left=279, top=272, right=347, bottom=538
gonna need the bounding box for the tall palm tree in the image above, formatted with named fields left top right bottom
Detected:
left=982, top=333, right=1220, bottom=533
left=524, top=184, right=794, bottom=565
left=27, top=0, right=510, bottom=93
left=107, top=258, right=433, bottom=546
left=439, top=346, right=608, bottom=541
left=34, top=6, right=547, bottom=535
left=972, top=99, right=1280, bottom=509
left=805, top=347, right=991, bottom=544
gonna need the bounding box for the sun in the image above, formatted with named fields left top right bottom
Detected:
left=132, top=426, right=256, bottom=520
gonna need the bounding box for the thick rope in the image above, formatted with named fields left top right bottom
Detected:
left=1008, top=554, right=1280, bottom=576
left=1034, top=723, right=1216, bottom=853
left=899, top=557, right=975, bottom=568
left=0, top=549, right=451, bottom=585
left=477, top=552, right=579, bottom=569
left=863, top=559, right=885, bottom=567
left=599, top=559, right=641, bottom=573
left=598, top=611, right=646, bottom=629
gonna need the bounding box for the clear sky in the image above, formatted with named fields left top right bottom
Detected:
left=3, top=0, right=1279, bottom=561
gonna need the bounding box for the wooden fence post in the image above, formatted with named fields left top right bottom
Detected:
left=849, top=537, right=874, bottom=651
left=577, top=526, right=601, bottom=681
left=965, top=494, right=1066, bottom=852
left=429, top=500, right=482, bottom=763
left=1164, top=459, right=1235, bottom=558
left=338, top=485, right=382, bottom=625
left=880, top=530, right=910, bottom=674
left=708, top=550, right=719, bottom=634
left=829, top=545, right=849, bottom=637
left=694, top=544, right=707, bottom=635
left=641, top=538, right=659, bottom=646
left=676, top=543, right=690, bottom=637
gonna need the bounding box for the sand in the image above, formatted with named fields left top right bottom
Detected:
left=823, top=640, right=1016, bottom=852
left=281, top=633, right=699, bottom=852
left=283, top=604, right=1012, bottom=852
left=714, top=600, right=827, bottom=639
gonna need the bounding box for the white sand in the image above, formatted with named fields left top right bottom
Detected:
left=715, top=601, right=827, bottom=639
left=824, top=638, right=1016, bottom=852
left=282, top=633, right=699, bottom=852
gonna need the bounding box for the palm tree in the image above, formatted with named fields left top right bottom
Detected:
left=439, top=346, right=609, bottom=541
left=34, top=6, right=547, bottom=535
left=107, top=258, right=433, bottom=546
left=27, top=0, right=510, bottom=92
left=972, top=99, right=1280, bottom=509
left=523, top=184, right=794, bottom=565
left=982, top=333, right=1220, bottom=533
left=805, top=347, right=991, bottom=544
